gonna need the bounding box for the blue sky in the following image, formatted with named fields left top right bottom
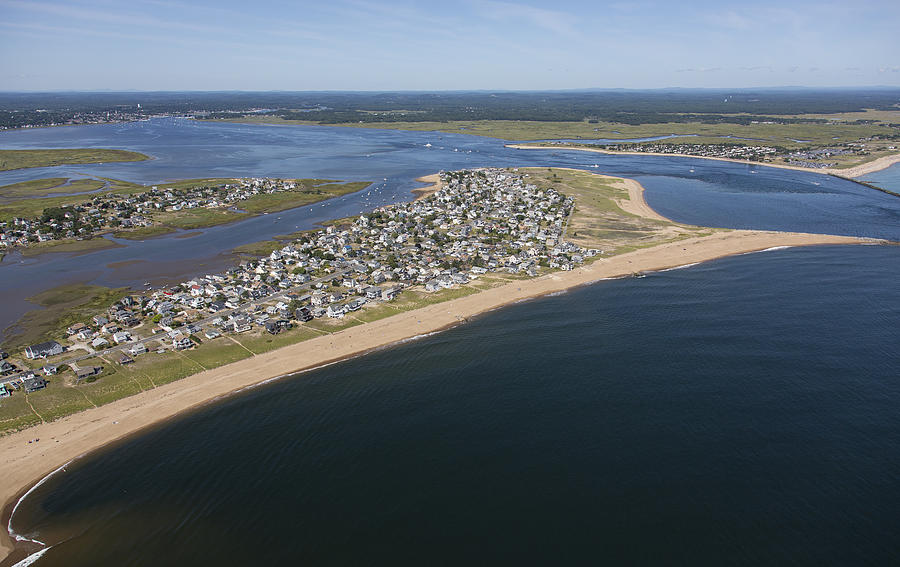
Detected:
left=1, top=0, right=898, bottom=91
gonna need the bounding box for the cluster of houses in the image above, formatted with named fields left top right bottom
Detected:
left=0, top=109, right=202, bottom=131
left=784, top=146, right=862, bottom=168
left=3, top=168, right=599, bottom=395
left=0, top=178, right=302, bottom=250
left=588, top=142, right=780, bottom=161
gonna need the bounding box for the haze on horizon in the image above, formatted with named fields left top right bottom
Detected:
left=1, top=0, right=899, bottom=92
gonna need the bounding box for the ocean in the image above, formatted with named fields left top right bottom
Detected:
left=9, top=244, right=900, bottom=566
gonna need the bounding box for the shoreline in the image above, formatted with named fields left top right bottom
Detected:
left=0, top=172, right=875, bottom=565
left=506, top=144, right=900, bottom=179
left=411, top=173, right=443, bottom=200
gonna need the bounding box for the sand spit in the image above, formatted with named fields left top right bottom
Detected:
left=507, top=144, right=900, bottom=179
left=0, top=170, right=875, bottom=564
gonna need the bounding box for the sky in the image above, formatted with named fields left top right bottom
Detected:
left=1, top=0, right=899, bottom=91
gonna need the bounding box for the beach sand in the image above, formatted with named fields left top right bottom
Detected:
left=0, top=174, right=873, bottom=565
left=411, top=173, right=443, bottom=200
left=507, top=144, right=900, bottom=179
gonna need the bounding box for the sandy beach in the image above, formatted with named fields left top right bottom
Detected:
left=411, top=173, right=443, bottom=200
left=0, top=174, right=873, bottom=565
left=507, top=144, right=900, bottom=179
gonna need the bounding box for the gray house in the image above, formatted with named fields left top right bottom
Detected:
left=24, top=341, right=63, bottom=360
left=23, top=377, right=48, bottom=392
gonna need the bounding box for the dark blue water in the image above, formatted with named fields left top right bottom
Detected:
left=11, top=244, right=900, bottom=566
left=2, top=119, right=899, bottom=335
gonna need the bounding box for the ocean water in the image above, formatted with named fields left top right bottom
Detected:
left=11, top=244, right=900, bottom=566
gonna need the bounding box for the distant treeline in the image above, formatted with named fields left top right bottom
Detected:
left=1, top=89, right=899, bottom=128
left=274, top=110, right=840, bottom=125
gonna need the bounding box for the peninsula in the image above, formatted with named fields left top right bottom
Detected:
left=0, top=167, right=873, bottom=564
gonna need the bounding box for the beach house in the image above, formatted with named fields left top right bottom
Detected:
left=24, top=341, right=63, bottom=360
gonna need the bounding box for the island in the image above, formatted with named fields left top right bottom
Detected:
left=0, top=166, right=875, bottom=562
left=0, top=149, right=150, bottom=172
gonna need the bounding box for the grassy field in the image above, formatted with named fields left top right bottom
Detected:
left=152, top=207, right=244, bottom=230
left=230, top=239, right=285, bottom=257
left=112, top=225, right=177, bottom=240
left=0, top=148, right=150, bottom=172
left=17, top=237, right=124, bottom=257
left=518, top=167, right=707, bottom=251
left=238, top=181, right=370, bottom=214
left=1, top=283, right=130, bottom=352
left=182, top=338, right=253, bottom=369
left=0, top=177, right=109, bottom=200
left=0, top=393, right=43, bottom=434
left=0, top=191, right=99, bottom=221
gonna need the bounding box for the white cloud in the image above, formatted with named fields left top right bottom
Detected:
left=472, top=0, right=578, bottom=37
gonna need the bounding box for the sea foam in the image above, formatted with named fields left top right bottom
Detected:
left=8, top=460, right=72, bottom=548
left=11, top=547, right=51, bottom=567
